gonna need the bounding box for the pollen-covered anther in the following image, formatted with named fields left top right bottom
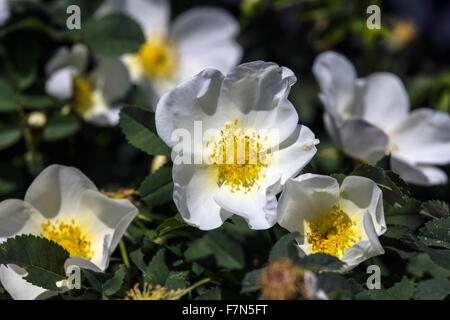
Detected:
left=40, top=218, right=93, bottom=260
left=208, top=120, right=271, bottom=192
left=306, top=205, right=361, bottom=259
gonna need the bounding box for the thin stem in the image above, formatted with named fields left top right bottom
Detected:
left=119, top=240, right=131, bottom=269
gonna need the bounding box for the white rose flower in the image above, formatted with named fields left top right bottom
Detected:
left=0, top=165, right=138, bottom=300
left=45, top=44, right=131, bottom=126
left=277, top=174, right=386, bottom=271
left=155, top=61, right=319, bottom=230
left=313, top=51, right=450, bottom=186
left=98, top=0, right=242, bottom=109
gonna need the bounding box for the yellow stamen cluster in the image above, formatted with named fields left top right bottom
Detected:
left=139, top=37, right=177, bottom=80
left=125, top=283, right=183, bottom=300
left=208, top=120, right=270, bottom=192
left=40, top=219, right=93, bottom=260
left=306, top=205, right=360, bottom=259
left=72, top=77, right=93, bottom=116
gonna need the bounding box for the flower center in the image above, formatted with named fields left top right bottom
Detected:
left=138, top=37, right=177, bottom=80
left=40, top=219, right=93, bottom=260
left=207, top=120, right=271, bottom=192
left=306, top=205, right=360, bottom=259
left=72, top=77, right=93, bottom=116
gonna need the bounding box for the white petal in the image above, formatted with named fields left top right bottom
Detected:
left=94, top=59, right=131, bottom=103
left=24, top=165, right=98, bottom=219
left=155, top=68, right=225, bottom=148
left=270, top=125, right=319, bottom=185
left=0, top=200, right=34, bottom=238
left=339, top=175, right=386, bottom=236
left=390, top=108, right=450, bottom=165
left=45, top=66, right=75, bottom=100
left=172, top=163, right=232, bottom=230
left=213, top=173, right=281, bottom=230
left=218, top=61, right=299, bottom=146
left=323, top=112, right=341, bottom=147
left=98, top=0, right=169, bottom=36
left=171, top=7, right=241, bottom=75
left=358, top=72, right=409, bottom=131
left=0, top=265, right=53, bottom=300
left=0, top=0, right=10, bottom=26
left=277, top=174, right=340, bottom=235
left=45, top=44, right=88, bottom=76
left=77, top=189, right=137, bottom=269
left=339, top=118, right=388, bottom=161
left=391, top=155, right=448, bottom=186
left=312, top=51, right=356, bottom=119
left=83, top=90, right=121, bottom=126
left=64, top=257, right=104, bottom=273
left=341, top=211, right=385, bottom=270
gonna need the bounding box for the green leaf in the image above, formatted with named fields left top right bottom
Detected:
left=0, top=235, right=69, bottom=291
left=21, top=93, right=57, bottom=110
left=241, top=269, right=262, bottom=294
left=420, top=200, right=449, bottom=219
left=0, top=124, right=21, bottom=151
left=165, top=271, right=189, bottom=290
left=139, top=166, right=173, bottom=206
left=414, top=278, right=450, bottom=300
left=129, top=249, right=147, bottom=274
left=185, top=230, right=245, bottom=270
left=387, top=276, right=415, bottom=300
left=155, top=217, right=187, bottom=237
left=297, top=253, right=344, bottom=271
left=418, top=217, right=450, bottom=249
left=43, top=113, right=79, bottom=141
left=0, top=78, right=17, bottom=112
left=386, top=215, right=425, bottom=231
left=145, top=249, right=169, bottom=285
left=195, top=287, right=221, bottom=300
left=351, top=164, right=404, bottom=205
left=407, top=253, right=450, bottom=278
left=103, top=265, right=127, bottom=296
left=119, top=106, right=171, bottom=156
left=81, top=13, right=145, bottom=57
left=413, top=237, right=450, bottom=269
left=317, top=273, right=365, bottom=300
left=1, top=31, right=39, bottom=89
left=269, top=232, right=301, bottom=262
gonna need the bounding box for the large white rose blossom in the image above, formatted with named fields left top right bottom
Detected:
left=45, top=44, right=131, bottom=126
left=155, top=61, right=319, bottom=230
left=277, top=174, right=386, bottom=271
left=0, top=165, right=138, bottom=300
left=98, top=0, right=242, bottom=109
left=313, top=51, right=450, bottom=186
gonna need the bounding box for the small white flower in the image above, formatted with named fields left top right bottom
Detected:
left=98, top=0, right=242, bottom=109
left=313, top=51, right=450, bottom=186
left=45, top=44, right=131, bottom=126
left=0, top=165, right=138, bottom=300
left=156, top=61, right=319, bottom=230
left=277, top=174, right=386, bottom=271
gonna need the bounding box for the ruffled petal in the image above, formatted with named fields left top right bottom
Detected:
left=0, top=265, right=53, bottom=300
left=358, top=72, right=409, bottom=131
left=45, top=66, right=75, bottom=100
left=390, top=108, right=450, bottom=165
left=45, top=44, right=88, bottom=76
left=172, top=163, right=232, bottom=230
left=339, top=118, right=388, bottom=162
left=312, top=51, right=356, bottom=119
left=391, top=155, right=448, bottom=186
left=277, top=174, right=340, bottom=235
left=24, top=165, right=98, bottom=219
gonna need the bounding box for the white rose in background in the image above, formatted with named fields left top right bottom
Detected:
left=45, top=44, right=131, bottom=126
left=156, top=61, right=319, bottom=230
left=98, top=0, right=242, bottom=109
left=0, top=165, right=138, bottom=300
left=313, top=51, right=450, bottom=186
left=277, top=174, right=386, bottom=271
